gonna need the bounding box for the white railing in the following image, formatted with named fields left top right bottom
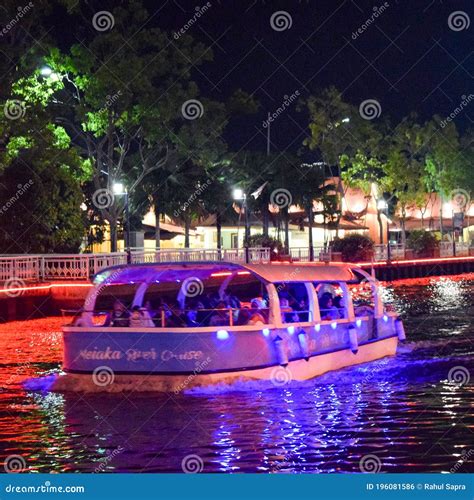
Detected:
left=374, top=244, right=406, bottom=261
left=0, top=248, right=271, bottom=282
left=0, top=255, right=42, bottom=282
left=1, top=243, right=471, bottom=283
left=440, top=241, right=470, bottom=257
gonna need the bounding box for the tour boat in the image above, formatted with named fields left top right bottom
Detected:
left=53, top=261, right=406, bottom=392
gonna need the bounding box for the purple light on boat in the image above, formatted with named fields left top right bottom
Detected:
left=262, top=328, right=270, bottom=337
left=216, top=329, right=229, bottom=340
left=331, top=322, right=337, bottom=330
left=356, top=319, right=362, bottom=328
left=315, top=324, right=321, bottom=332
left=287, top=326, right=295, bottom=335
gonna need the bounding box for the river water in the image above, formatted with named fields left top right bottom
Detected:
left=0, top=275, right=472, bottom=473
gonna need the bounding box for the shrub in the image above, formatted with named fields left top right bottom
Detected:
left=406, top=230, right=439, bottom=257
left=331, top=234, right=374, bottom=262
left=247, top=234, right=283, bottom=260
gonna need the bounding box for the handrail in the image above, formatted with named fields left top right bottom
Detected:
left=0, top=248, right=271, bottom=282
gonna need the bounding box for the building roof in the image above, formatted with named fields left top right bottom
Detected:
left=93, top=261, right=359, bottom=287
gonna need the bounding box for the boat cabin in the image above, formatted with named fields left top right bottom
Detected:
left=76, top=262, right=385, bottom=331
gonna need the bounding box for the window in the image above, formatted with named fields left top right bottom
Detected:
left=275, top=282, right=310, bottom=323
left=142, top=273, right=269, bottom=328
left=231, top=233, right=239, bottom=248
left=314, top=282, right=347, bottom=321
left=349, top=281, right=376, bottom=317
left=94, top=284, right=139, bottom=312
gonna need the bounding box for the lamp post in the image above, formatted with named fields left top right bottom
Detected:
left=113, top=182, right=131, bottom=264
left=39, top=65, right=61, bottom=82
left=377, top=199, right=390, bottom=261
left=233, top=188, right=249, bottom=263
left=443, top=201, right=456, bottom=257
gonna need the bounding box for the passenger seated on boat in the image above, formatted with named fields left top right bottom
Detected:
left=165, top=302, right=187, bottom=327
left=209, top=301, right=230, bottom=326
left=195, top=300, right=210, bottom=326
left=333, top=295, right=346, bottom=319
left=279, top=297, right=299, bottom=323
left=295, top=298, right=309, bottom=321
left=109, top=300, right=130, bottom=327
left=247, top=298, right=266, bottom=326
left=129, top=305, right=155, bottom=327
left=319, top=293, right=339, bottom=321
left=184, top=300, right=201, bottom=327
left=236, top=307, right=251, bottom=325
left=222, top=290, right=241, bottom=310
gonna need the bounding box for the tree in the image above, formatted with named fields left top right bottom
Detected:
left=11, top=1, right=218, bottom=251
left=292, top=163, right=330, bottom=259
left=0, top=153, right=84, bottom=253
left=382, top=115, right=428, bottom=245
left=423, top=118, right=468, bottom=236
left=301, top=87, right=381, bottom=237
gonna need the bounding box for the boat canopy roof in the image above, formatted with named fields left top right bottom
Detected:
left=93, top=261, right=358, bottom=287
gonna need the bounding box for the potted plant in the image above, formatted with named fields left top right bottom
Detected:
left=330, top=234, right=375, bottom=262
left=247, top=234, right=284, bottom=261
left=406, top=230, right=439, bottom=258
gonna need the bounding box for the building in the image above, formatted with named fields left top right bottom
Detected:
left=93, top=182, right=473, bottom=253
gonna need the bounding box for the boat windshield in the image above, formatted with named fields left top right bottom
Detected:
left=274, top=281, right=312, bottom=323
left=314, top=282, right=348, bottom=321
left=91, top=271, right=271, bottom=328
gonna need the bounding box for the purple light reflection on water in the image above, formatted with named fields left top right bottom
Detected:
left=0, top=275, right=472, bottom=473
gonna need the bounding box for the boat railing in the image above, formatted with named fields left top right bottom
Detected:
left=67, top=307, right=315, bottom=329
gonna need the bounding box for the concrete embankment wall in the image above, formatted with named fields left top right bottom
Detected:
left=0, top=284, right=90, bottom=322
left=360, top=258, right=474, bottom=281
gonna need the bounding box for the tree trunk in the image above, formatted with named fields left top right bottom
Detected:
left=262, top=205, right=269, bottom=238
left=184, top=218, right=190, bottom=248
left=377, top=211, right=383, bottom=244
left=216, top=212, right=222, bottom=251
left=400, top=217, right=407, bottom=247
left=110, top=220, right=118, bottom=252
left=284, top=210, right=290, bottom=254
left=439, top=201, right=444, bottom=238
left=307, top=203, right=314, bottom=261
left=154, top=199, right=161, bottom=250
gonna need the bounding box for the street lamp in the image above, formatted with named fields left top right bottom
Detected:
left=39, top=65, right=60, bottom=82
left=40, top=66, right=53, bottom=77
left=113, top=182, right=131, bottom=264
left=377, top=198, right=390, bottom=261
left=233, top=188, right=249, bottom=263
left=443, top=201, right=456, bottom=257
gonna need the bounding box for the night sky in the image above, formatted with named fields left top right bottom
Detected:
left=50, top=0, right=474, bottom=153
left=149, top=0, right=474, bottom=153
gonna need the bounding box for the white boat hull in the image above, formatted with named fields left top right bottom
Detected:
left=53, top=335, right=398, bottom=393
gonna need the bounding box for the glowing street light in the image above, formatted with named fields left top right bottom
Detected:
left=113, top=182, right=125, bottom=195
left=377, top=199, right=388, bottom=211
left=40, top=66, right=53, bottom=77
left=232, top=188, right=244, bottom=201
left=39, top=65, right=60, bottom=82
